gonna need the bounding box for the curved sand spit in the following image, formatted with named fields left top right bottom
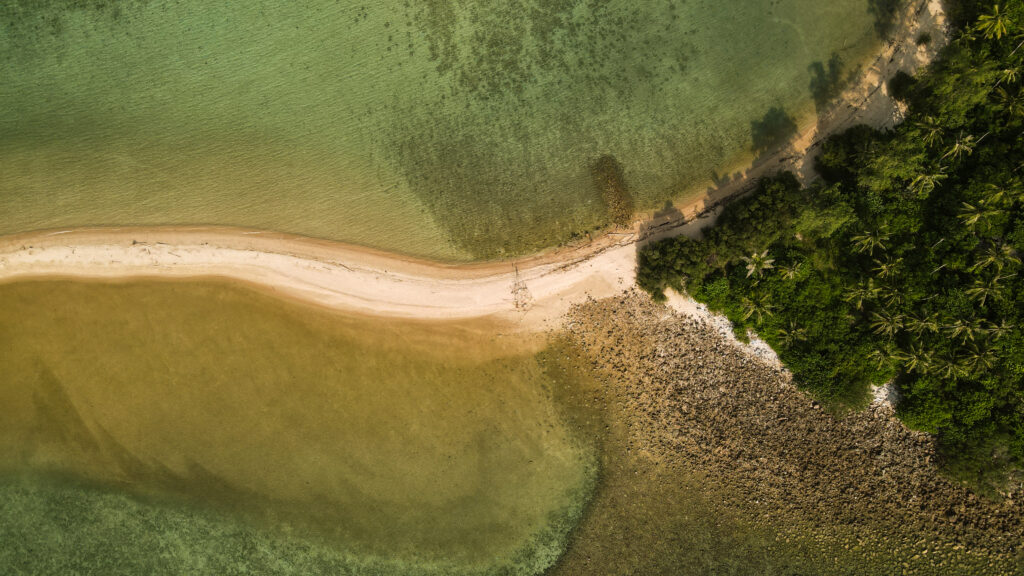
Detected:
left=0, top=226, right=638, bottom=330
left=0, top=0, right=947, bottom=330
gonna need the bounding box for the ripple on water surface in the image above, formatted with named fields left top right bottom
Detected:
left=0, top=0, right=883, bottom=258
left=0, top=279, right=595, bottom=574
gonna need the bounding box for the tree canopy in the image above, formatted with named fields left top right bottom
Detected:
left=638, top=0, right=1024, bottom=493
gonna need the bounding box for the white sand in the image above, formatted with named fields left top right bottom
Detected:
left=663, top=289, right=785, bottom=368
left=0, top=0, right=947, bottom=332
left=0, top=227, right=637, bottom=332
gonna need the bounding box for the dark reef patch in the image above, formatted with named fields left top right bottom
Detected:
left=386, top=0, right=699, bottom=257
left=590, top=155, right=634, bottom=227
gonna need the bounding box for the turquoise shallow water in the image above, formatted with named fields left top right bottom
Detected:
left=2, top=0, right=880, bottom=259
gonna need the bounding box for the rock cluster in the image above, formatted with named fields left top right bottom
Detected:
left=563, top=291, right=1023, bottom=568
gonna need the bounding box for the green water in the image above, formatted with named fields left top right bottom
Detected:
left=0, top=279, right=594, bottom=574
left=1, top=0, right=881, bottom=259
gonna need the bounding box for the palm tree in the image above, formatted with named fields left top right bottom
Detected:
left=776, top=321, right=808, bottom=347
left=933, top=354, right=965, bottom=380
left=955, top=27, right=979, bottom=46
left=779, top=261, right=803, bottom=281
left=942, top=133, right=978, bottom=162
left=975, top=4, right=1013, bottom=39
left=995, top=87, right=1024, bottom=118
left=914, top=115, right=944, bottom=148
left=741, top=250, right=775, bottom=279
left=1001, top=67, right=1020, bottom=85
left=879, top=284, right=905, bottom=308
left=870, top=310, right=904, bottom=339
left=851, top=229, right=890, bottom=256
left=905, top=311, right=940, bottom=335
left=986, top=319, right=1015, bottom=340
left=946, top=318, right=979, bottom=344
left=970, top=242, right=1021, bottom=272
left=740, top=293, right=774, bottom=325
left=1004, top=178, right=1024, bottom=204
left=980, top=183, right=1013, bottom=207
left=965, top=283, right=997, bottom=307
left=958, top=201, right=1001, bottom=232
left=868, top=347, right=892, bottom=370
left=843, top=278, right=880, bottom=310
left=909, top=168, right=948, bottom=196
left=895, top=344, right=934, bottom=374
left=966, top=274, right=1013, bottom=306
left=960, top=341, right=996, bottom=374
left=872, top=256, right=903, bottom=279
left=972, top=317, right=991, bottom=335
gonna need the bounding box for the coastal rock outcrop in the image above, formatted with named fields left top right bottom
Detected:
left=563, top=291, right=1023, bottom=572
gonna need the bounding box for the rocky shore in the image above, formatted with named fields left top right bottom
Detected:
left=560, top=292, right=1023, bottom=574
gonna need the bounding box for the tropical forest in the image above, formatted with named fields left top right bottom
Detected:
left=639, top=0, right=1024, bottom=494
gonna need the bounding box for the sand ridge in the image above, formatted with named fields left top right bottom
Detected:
left=0, top=226, right=638, bottom=331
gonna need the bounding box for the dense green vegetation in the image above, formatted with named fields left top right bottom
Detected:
left=639, top=1, right=1024, bottom=492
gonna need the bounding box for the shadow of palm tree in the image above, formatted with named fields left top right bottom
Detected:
left=868, top=0, right=902, bottom=38
left=750, top=107, right=799, bottom=156
left=808, top=53, right=845, bottom=112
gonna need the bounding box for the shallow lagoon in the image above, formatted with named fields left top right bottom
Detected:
left=1, top=0, right=880, bottom=258
left=0, top=280, right=594, bottom=574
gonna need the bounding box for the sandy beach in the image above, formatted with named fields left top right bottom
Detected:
left=0, top=226, right=639, bottom=331
left=0, top=0, right=947, bottom=330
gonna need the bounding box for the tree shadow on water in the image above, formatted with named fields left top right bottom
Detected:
left=591, top=155, right=635, bottom=227
left=750, top=107, right=798, bottom=156
left=808, top=52, right=844, bottom=112
left=647, top=200, right=683, bottom=230
left=868, top=0, right=902, bottom=38
left=637, top=200, right=686, bottom=251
